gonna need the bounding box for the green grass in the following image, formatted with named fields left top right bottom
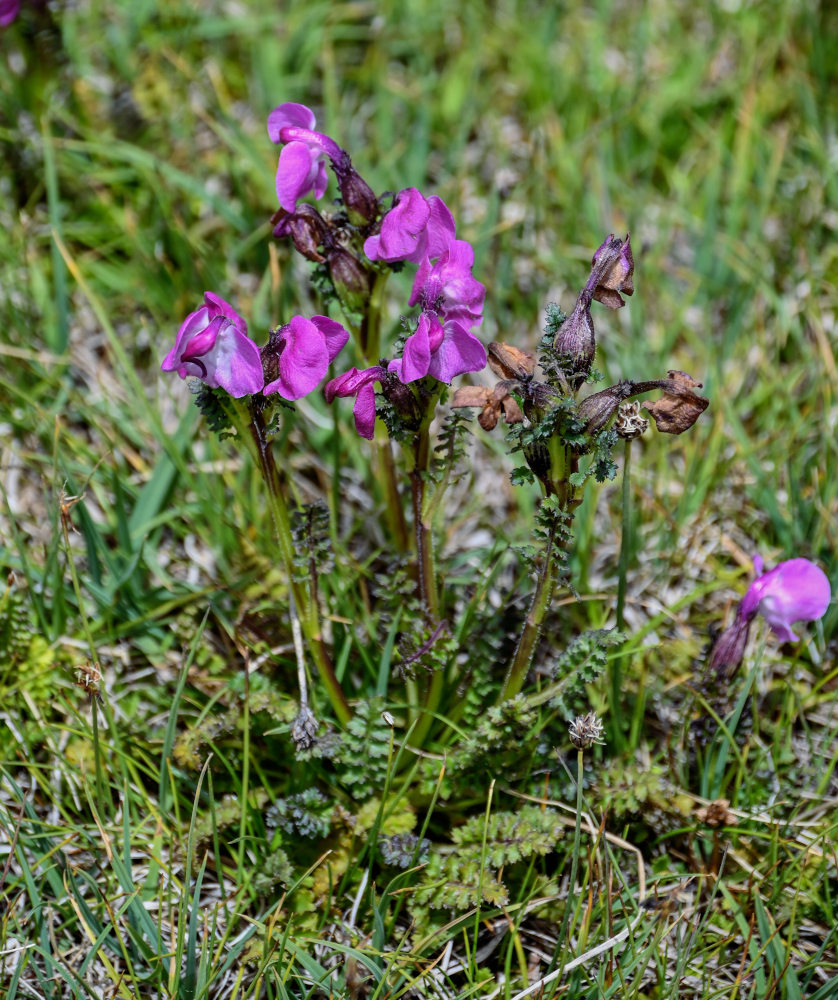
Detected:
left=1, top=0, right=837, bottom=997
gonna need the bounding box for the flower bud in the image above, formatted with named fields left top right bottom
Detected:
left=327, top=248, right=371, bottom=314
left=553, top=292, right=596, bottom=386
left=273, top=204, right=328, bottom=262
left=708, top=615, right=751, bottom=678
left=331, top=151, right=379, bottom=226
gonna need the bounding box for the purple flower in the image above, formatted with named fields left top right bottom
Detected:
left=1, top=0, right=21, bottom=27
left=267, top=102, right=343, bottom=212
left=364, top=188, right=456, bottom=265
left=409, top=240, right=485, bottom=330
left=262, top=315, right=349, bottom=401
left=710, top=555, right=831, bottom=676
left=739, top=556, right=831, bottom=643
left=324, top=365, right=387, bottom=439
left=388, top=312, right=486, bottom=384
left=162, top=292, right=264, bottom=398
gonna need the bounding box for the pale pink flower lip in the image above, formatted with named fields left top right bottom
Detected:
left=740, top=556, right=831, bottom=642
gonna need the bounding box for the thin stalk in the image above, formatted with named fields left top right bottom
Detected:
left=611, top=437, right=633, bottom=754
left=500, top=527, right=558, bottom=701
left=233, top=400, right=351, bottom=725
left=237, top=656, right=251, bottom=878
left=376, top=435, right=410, bottom=552
left=409, top=422, right=439, bottom=620
left=554, top=748, right=585, bottom=973
left=616, top=437, right=632, bottom=630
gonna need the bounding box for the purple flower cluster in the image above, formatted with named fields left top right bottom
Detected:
left=161, top=292, right=349, bottom=402
left=324, top=187, right=486, bottom=438
left=162, top=103, right=488, bottom=439
left=710, top=555, right=831, bottom=676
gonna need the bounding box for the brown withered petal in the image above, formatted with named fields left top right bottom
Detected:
left=590, top=233, right=634, bottom=310
left=451, top=381, right=525, bottom=431
left=451, top=385, right=491, bottom=408
left=695, top=799, right=738, bottom=828
left=643, top=370, right=709, bottom=434
left=487, top=342, right=538, bottom=380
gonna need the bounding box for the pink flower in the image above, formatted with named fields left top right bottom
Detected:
left=740, top=556, right=831, bottom=643
left=262, top=315, right=349, bottom=401
left=162, top=292, right=264, bottom=398
left=324, top=365, right=387, bottom=439
left=267, top=103, right=343, bottom=212
left=364, top=188, right=455, bottom=265
left=388, top=312, right=486, bottom=384
left=409, top=239, right=485, bottom=330
left=710, top=555, right=831, bottom=675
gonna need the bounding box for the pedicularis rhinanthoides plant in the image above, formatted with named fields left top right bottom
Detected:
left=162, top=101, right=712, bottom=739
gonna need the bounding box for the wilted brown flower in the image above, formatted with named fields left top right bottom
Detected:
left=589, top=233, right=634, bottom=309
left=451, top=383, right=524, bottom=431
left=487, top=342, right=537, bottom=380
left=695, top=799, right=738, bottom=827
left=643, top=370, right=709, bottom=434
left=452, top=342, right=549, bottom=430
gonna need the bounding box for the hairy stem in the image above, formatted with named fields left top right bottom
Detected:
left=410, top=422, right=439, bottom=620
left=500, top=526, right=558, bottom=701
left=242, top=401, right=351, bottom=725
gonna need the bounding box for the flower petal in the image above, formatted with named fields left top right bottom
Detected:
left=427, top=320, right=487, bottom=382
left=310, top=315, right=350, bottom=363
left=264, top=315, right=329, bottom=400
left=267, top=102, right=317, bottom=143
left=276, top=142, right=321, bottom=212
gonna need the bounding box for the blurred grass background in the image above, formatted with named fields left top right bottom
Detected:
left=1, top=0, right=837, bottom=997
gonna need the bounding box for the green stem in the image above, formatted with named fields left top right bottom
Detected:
left=611, top=437, right=632, bottom=754
left=234, top=399, right=351, bottom=725
left=410, top=422, right=439, bottom=620
left=616, top=437, right=632, bottom=630
left=500, top=526, right=558, bottom=701
left=376, top=434, right=410, bottom=552
left=555, top=748, right=585, bottom=968
left=360, top=270, right=388, bottom=363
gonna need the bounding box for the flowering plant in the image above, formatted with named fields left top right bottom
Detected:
left=160, top=100, right=719, bottom=738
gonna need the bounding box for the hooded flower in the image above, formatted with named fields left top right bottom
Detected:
left=267, top=102, right=377, bottom=222
left=324, top=365, right=387, bottom=439
left=710, top=555, right=831, bottom=675
left=364, top=188, right=456, bottom=265
left=740, top=556, right=831, bottom=643
left=588, top=233, right=634, bottom=309
left=262, top=315, right=349, bottom=401
left=162, top=292, right=264, bottom=397
left=267, top=102, right=343, bottom=212
left=388, top=312, right=486, bottom=384
left=409, top=240, right=485, bottom=330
